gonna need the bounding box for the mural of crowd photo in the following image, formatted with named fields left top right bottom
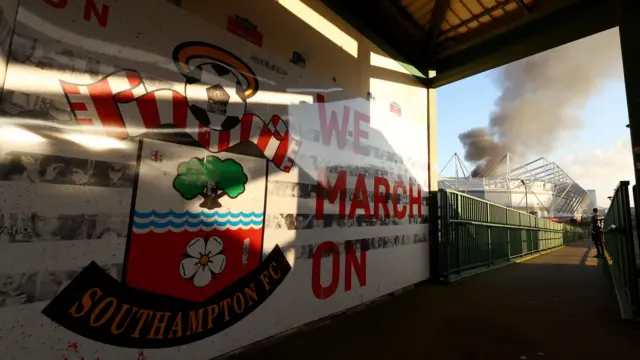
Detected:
left=0, top=151, right=131, bottom=308
left=266, top=212, right=428, bottom=230
left=281, top=234, right=428, bottom=261
left=0, top=152, right=135, bottom=187
left=0, top=211, right=129, bottom=243
left=0, top=152, right=133, bottom=243
left=0, top=263, right=122, bottom=309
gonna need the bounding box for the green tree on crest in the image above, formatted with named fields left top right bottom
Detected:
left=173, top=156, right=248, bottom=210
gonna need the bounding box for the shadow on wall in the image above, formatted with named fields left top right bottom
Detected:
left=0, top=0, right=430, bottom=359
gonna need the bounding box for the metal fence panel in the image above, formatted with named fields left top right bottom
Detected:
left=603, top=181, right=640, bottom=319
left=439, top=189, right=583, bottom=280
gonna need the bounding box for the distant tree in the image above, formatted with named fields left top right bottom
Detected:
left=173, top=156, right=248, bottom=210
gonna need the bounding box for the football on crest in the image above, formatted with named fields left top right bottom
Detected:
left=185, top=62, right=248, bottom=131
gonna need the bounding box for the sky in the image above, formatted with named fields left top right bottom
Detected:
left=436, top=29, right=633, bottom=208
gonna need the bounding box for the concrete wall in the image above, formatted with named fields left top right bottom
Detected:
left=0, top=0, right=431, bottom=359
left=0, top=0, right=17, bottom=94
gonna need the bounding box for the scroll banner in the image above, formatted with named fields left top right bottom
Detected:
left=41, top=246, right=290, bottom=349
left=60, top=70, right=301, bottom=172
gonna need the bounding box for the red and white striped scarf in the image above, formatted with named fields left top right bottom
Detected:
left=60, top=70, right=301, bottom=172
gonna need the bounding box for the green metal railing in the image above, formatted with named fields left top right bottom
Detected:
left=438, top=189, right=583, bottom=281
left=603, top=181, right=639, bottom=319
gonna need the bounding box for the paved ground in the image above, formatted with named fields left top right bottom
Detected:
left=224, top=240, right=640, bottom=360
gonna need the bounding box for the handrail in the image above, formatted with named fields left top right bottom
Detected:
left=443, top=188, right=567, bottom=228
left=446, top=219, right=567, bottom=231
left=444, top=188, right=541, bottom=214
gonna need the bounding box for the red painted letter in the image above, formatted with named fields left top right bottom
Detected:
left=312, top=242, right=340, bottom=299
left=353, top=110, right=370, bottom=156
left=349, top=174, right=371, bottom=218
left=345, top=241, right=366, bottom=291
left=44, top=0, right=67, bottom=8
left=84, top=0, right=110, bottom=28
left=393, top=181, right=407, bottom=219
left=373, top=176, right=390, bottom=219
left=316, top=169, right=347, bottom=220
left=409, top=184, right=422, bottom=218
left=317, top=94, right=349, bottom=150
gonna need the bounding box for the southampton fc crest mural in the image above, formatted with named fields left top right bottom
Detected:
left=41, top=42, right=300, bottom=348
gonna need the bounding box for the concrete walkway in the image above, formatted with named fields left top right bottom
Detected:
left=225, top=240, right=640, bottom=360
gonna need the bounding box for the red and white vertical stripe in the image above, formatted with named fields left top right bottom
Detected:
left=60, top=70, right=301, bottom=172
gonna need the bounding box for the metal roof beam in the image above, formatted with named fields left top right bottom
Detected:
left=533, top=166, right=575, bottom=181
left=495, top=157, right=553, bottom=178
left=511, top=157, right=548, bottom=169
left=554, top=183, right=575, bottom=194
left=559, top=191, right=585, bottom=215
left=427, top=0, right=618, bottom=87
left=510, top=162, right=549, bottom=174
left=518, top=168, right=566, bottom=180
left=553, top=183, right=573, bottom=211
left=437, top=0, right=516, bottom=41
left=565, top=185, right=587, bottom=194
left=564, top=196, right=583, bottom=214
left=510, top=166, right=557, bottom=179
left=425, top=0, right=452, bottom=62
left=514, top=0, right=531, bottom=14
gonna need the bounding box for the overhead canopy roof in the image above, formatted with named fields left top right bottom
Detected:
left=321, top=0, right=619, bottom=87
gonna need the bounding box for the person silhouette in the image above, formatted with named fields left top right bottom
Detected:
left=590, top=208, right=605, bottom=258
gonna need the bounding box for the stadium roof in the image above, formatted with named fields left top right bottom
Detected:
left=439, top=153, right=590, bottom=216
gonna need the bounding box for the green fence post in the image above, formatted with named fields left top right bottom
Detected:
left=441, top=189, right=451, bottom=280
left=487, top=202, right=492, bottom=267
left=456, top=193, right=462, bottom=276
left=506, top=207, right=511, bottom=257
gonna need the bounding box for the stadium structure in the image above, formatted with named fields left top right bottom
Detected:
left=438, top=153, right=590, bottom=220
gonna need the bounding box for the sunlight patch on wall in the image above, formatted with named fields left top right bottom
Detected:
left=369, top=76, right=429, bottom=187
left=63, top=133, right=128, bottom=150
left=370, top=52, right=424, bottom=78
left=0, top=126, right=44, bottom=143
left=276, top=0, right=358, bottom=58
left=370, top=52, right=408, bottom=74
left=4, top=63, right=314, bottom=106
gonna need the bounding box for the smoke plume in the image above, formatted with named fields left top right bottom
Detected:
left=459, top=28, right=623, bottom=177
